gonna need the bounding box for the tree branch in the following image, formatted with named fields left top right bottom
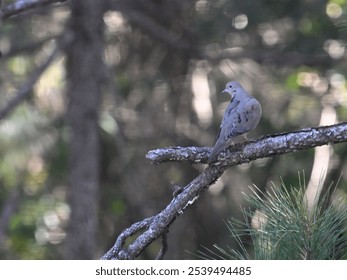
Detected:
left=0, top=188, right=21, bottom=248
left=155, top=232, right=168, bottom=260
left=0, top=46, right=59, bottom=121
left=0, top=0, right=67, bottom=20
left=0, top=35, right=58, bottom=59
left=102, top=217, right=153, bottom=260
left=102, top=122, right=347, bottom=259
left=146, top=123, right=347, bottom=165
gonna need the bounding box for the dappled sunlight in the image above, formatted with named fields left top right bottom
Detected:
left=233, top=14, right=248, bottom=30
left=104, top=44, right=123, bottom=66
left=191, top=65, right=213, bottom=127
left=306, top=105, right=337, bottom=210
left=8, top=56, right=30, bottom=76
left=262, top=29, right=279, bottom=46
left=104, top=11, right=126, bottom=32
left=326, top=2, right=343, bottom=19
left=258, top=18, right=294, bottom=47
left=103, top=11, right=129, bottom=67
left=297, top=71, right=329, bottom=94
left=35, top=201, right=69, bottom=245
left=100, top=111, right=119, bottom=135
left=195, top=0, right=210, bottom=14
left=219, top=58, right=242, bottom=78
left=324, top=39, right=345, bottom=59
left=34, top=59, right=65, bottom=114
left=25, top=155, right=47, bottom=195
left=328, top=72, right=347, bottom=106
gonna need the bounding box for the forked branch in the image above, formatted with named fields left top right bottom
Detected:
left=102, top=122, right=347, bottom=260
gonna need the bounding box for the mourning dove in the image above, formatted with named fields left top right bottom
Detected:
left=208, top=81, right=262, bottom=164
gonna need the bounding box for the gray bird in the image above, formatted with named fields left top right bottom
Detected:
left=208, top=81, right=262, bottom=164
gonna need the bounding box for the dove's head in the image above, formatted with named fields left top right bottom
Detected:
left=222, top=81, right=243, bottom=98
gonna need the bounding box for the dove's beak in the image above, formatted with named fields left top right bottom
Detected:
left=222, top=88, right=234, bottom=99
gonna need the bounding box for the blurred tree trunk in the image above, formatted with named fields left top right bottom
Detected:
left=64, top=0, right=105, bottom=259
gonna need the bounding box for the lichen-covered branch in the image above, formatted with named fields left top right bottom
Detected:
left=102, top=217, right=153, bottom=260
left=146, top=123, right=347, bottom=166
left=102, top=165, right=225, bottom=260
left=102, top=122, right=347, bottom=260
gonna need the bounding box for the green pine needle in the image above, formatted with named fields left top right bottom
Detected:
left=200, top=180, right=347, bottom=260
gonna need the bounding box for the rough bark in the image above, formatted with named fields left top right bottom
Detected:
left=64, top=0, right=105, bottom=259
left=146, top=123, right=347, bottom=165
left=102, top=122, right=347, bottom=259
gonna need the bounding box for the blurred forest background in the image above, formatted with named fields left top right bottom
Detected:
left=1, top=0, right=347, bottom=259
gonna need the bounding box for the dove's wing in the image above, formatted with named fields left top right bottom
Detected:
left=208, top=100, right=240, bottom=163
left=231, top=97, right=262, bottom=135
left=208, top=96, right=261, bottom=164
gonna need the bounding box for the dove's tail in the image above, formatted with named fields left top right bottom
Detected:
left=207, top=140, right=228, bottom=164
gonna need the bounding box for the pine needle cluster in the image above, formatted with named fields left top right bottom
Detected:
left=200, top=181, right=347, bottom=260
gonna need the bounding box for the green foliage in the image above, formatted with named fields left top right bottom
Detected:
left=200, top=182, right=347, bottom=260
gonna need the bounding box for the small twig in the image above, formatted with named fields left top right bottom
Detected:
left=0, top=46, right=59, bottom=121
left=171, top=182, right=184, bottom=197
left=101, top=217, right=153, bottom=260
left=155, top=232, right=168, bottom=260
left=0, top=0, right=67, bottom=20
